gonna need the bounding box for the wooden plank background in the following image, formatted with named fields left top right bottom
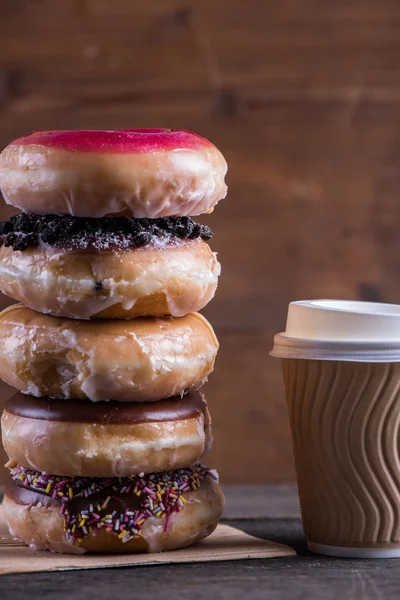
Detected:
left=0, top=0, right=400, bottom=483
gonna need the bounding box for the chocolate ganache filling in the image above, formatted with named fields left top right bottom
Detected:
left=8, top=464, right=215, bottom=544
left=6, top=391, right=207, bottom=424
left=0, top=214, right=213, bottom=251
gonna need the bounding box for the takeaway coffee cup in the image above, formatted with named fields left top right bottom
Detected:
left=271, top=299, right=400, bottom=558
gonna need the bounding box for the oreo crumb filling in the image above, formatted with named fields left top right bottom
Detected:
left=0, top=214, right=212, bottom=251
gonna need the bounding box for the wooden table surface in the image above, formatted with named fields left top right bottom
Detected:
left=1, top=485, right=398, bottom=600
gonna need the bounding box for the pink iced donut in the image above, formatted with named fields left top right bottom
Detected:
left=0, top=129, right=228, bottom=218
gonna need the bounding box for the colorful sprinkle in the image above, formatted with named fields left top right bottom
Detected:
left=9, top=464, right=212, bottom=545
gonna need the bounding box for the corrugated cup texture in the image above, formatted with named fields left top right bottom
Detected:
left=283, top=359, right=400, bottom=548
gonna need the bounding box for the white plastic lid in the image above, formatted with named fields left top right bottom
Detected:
left=271, top=300, right=400, bottom=362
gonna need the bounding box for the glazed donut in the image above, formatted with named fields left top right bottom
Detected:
left=0, top=304, right=218, bottom=401
left=2, top=391, right=212, bottom=477
left=0, top=214, right=220, bottom=318
left=0, top=129, right=228, bottom=218
left=3, top=465, right=224, bottom=554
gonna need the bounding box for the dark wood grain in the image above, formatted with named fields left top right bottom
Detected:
left=1, top=0, right=400, bottom=484
left=222, top=485, right=301, bottom=519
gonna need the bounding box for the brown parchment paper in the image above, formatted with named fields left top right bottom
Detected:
left=0, top=504, right=295, bottom=574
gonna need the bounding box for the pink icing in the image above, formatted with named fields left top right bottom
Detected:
left=10, top=129, right=213, bottom=154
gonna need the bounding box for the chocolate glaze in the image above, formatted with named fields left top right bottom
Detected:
left=6, top=391, right=206, bottom=425
left=6, top=482, right=59, bottom=508
left=6, top=481, right=142, bottom=514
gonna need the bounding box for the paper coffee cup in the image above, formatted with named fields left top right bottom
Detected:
left=271, top=300, right=400, bottom=558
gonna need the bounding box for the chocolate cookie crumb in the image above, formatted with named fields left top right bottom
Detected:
left=0, top=215, right=213, bottom=251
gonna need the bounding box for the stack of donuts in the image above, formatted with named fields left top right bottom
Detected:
left=0, top=129, right=227, bottom=554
